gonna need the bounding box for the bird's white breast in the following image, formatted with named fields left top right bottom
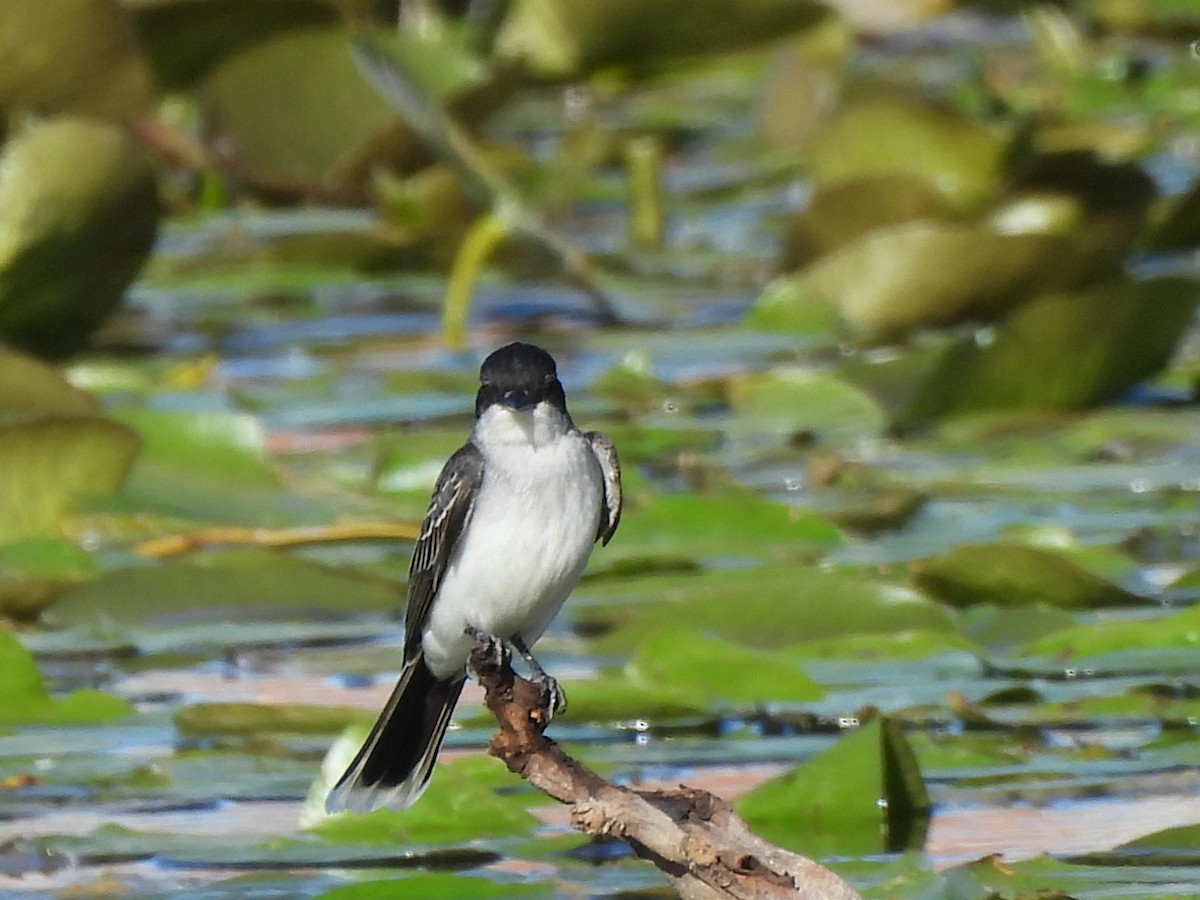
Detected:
left=420, top=404, right=603, bottom=678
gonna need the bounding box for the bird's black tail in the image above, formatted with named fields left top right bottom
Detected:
left=324, top=654, right=465, bottom=813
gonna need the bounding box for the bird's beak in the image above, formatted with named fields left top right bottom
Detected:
left=502, top=390, right=534, bottom=410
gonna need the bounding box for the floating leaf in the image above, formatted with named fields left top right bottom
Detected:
left=555, top=675, right=711, bottom=723
left=0, top=118, right=160, bottom=357
left=779, top=174, right=949, bottom=272
left=0, top=539, right=99, bottom=621
left=911, top=542, right=1139, bottom=610
left=175, top=702, right=364, bottom=738
left=200, top=25, right=495, bottom=193
left=316, top=875, right=555, bottom=900
left=0, top=350, right=101, bottom=420
left=0, top=0, right=154, bottom=123
left=0, top=627, right=131, bottom=724
left=0, top=417, right=140, bottom=543
left=791, top=629, right=979, bottom=661
left=132, top=0, right=340, bottom=89
left=735, top=716, right=930, bottom=855
left=577, top=566, right=957, bottom=652
left=1017, top=601, right=1200, bottom=661
left=751, top=220, right=1074, bottom=337
left=310, top=753, right=540, bottom=845
left=46, top=549, right=400, bottom=625
left=496, top=0, right=829, bottom=79
left=806, top=97, right=1009, bottom=211
left=607, top=489, right=842, bottom=566
left=117, top=409, right=278, bottom=488
left=894, top=277, right=1199, bottom=429
left=962, top=603, right=1077, bottom=651
left=628, top=627, right=824, bottom=703
left=726, top=367, right=884, bottom=443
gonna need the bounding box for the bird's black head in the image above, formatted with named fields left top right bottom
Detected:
left=476, top=342, right=568, bottom=418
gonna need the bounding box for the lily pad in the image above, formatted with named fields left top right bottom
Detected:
left=0, top=417, right=140, bottom=544
left=175, top=702, right=364, bottom=738
left=0, top=117, right=160, bottom=357
left=735, top=715, right=930, bottom=855
left=577, top=566, right=958, bottom=652
left=726, top=367, right=885, bottom=443
left=790, top=629, right=979, bottom=661
left=0, top=350, right=102, bottom=420
left=495, top=0, right=829, bottom=79
left=199, top=25, right=495, bottom=194
left=316, top=875, right=555, bottom=900
left=555, top=675, right=711, bottom=723
left=627, top=627, right=824, bottom=703
left=911, top=542, right=1140, bottom=610
left=806, top=97, right=1009, bottom=212
left=893, top=277, right=1200, bottom=429
left=607, top=489, right=842, bottom=566
left=0, top=539, right=99, bottom=621
left=1016, top=602, right=1200, bottom=661
left=779, top=174, right=950, bottom=272
left=0, top=627, right=132, bottom=725
left=309, top=752, right=540, bottom=845
left=750, top=221, right=1066, bottom=337
left=45, top=548, right=400, bottom=625
left=0, top=0, right=154, bottom=123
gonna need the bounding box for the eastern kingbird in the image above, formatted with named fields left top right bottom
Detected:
left=325, top=342, right=622, bottom=813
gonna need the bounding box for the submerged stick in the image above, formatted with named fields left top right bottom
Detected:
left=467, top=640, right=863, bottom=900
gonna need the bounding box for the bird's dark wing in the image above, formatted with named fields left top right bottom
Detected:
left=402, top=442, right=485, bottom=661
left=586, top=431, right=622, bottom=545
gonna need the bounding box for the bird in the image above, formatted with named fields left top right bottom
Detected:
left=325, top=341, right=622, bottom=813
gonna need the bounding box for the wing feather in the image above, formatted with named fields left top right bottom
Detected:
left=586, top=431, right=622, bottom=545
left=402, top=443, right=484, bottom=660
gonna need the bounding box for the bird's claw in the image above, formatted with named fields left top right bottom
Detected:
left=534, top=673, right=568, bottom=721
left=464, top=626, right=508, bottom=671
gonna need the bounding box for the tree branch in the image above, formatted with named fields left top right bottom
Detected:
left=468, top=640, right=863, bottom=900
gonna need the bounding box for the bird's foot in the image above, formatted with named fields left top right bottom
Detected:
left=534, top=673, right=568, bottom=721
left=510, top=635, right=568, bottom=721
left=464, top=626, right=508, bottom=671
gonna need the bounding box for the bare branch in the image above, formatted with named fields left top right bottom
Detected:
left=468, top=640, right=864, bottom=900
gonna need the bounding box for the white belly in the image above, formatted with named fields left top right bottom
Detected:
left=420, top=431, right=602, bottom=678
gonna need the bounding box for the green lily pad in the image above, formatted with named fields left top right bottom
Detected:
left=628, top=627, right=824, bottom=703
left=790, top=629, right=979, bottom=661
left=608, top=489, right=842, bottom=566
left=117, top=408, right=278, bottom=488
left=132, top=0, right=341, bottom=89
left=735, top=716, right=929, bottom=855
left=199, top=25, right=493, bottom=193
left=806, top=97, right=1009, bottom=212
left=0, top=117, right=160, bottom=357
left=175, top=702, right=364, bottom=738
left=726, top=367, right=885, bottom=443
left=577, top=566, right=957, bottom=652
left=46, top=548, right=400, bottom=625
left=894, top=277, right=1199, bottom=429
left=1016, top=602, right=1200, bottom=661
left=309, top=752, right=540, bottom=845
left=316, top=875, right=555, bottom=900
left=0, top=350, right=101, bottom=420
left=911, top=542, right=1140, bottom=610
left=962, top=603, right=1078, bottom=652
left=0, top=0, right=154, bottom=123
left=495, top=0, right=829, bottom=79
left=750, top=221, right=1065, bottom=337
left=0, top=627, right=131, bottom=724
left=0, top=417, right=140, bottom=544
left=555, top=675, right=711, bottom=723
left=0, top=539, right=99, bottom=621
left=779, top=174, right=949, bottom=272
